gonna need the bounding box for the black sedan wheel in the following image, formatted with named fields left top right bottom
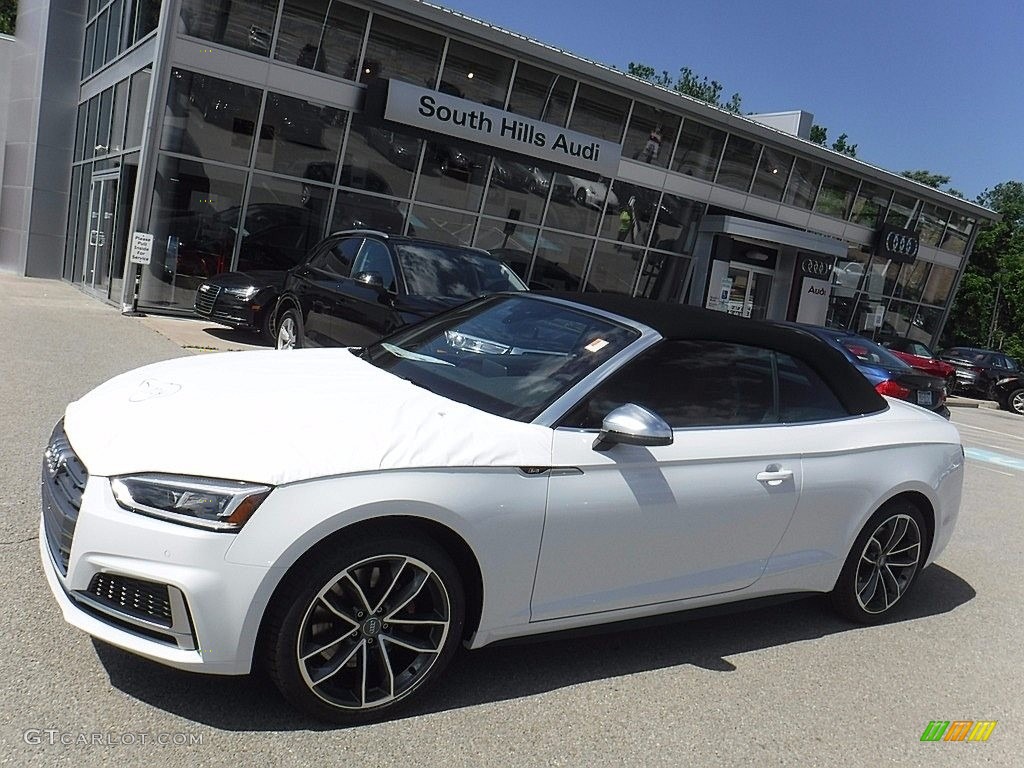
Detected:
left=276, top=308, right=303, bottom=350
left=830, top=502, right=926, bottom=623
left=264, top=534, right=464, bottom=724
left=1005, top=387, right=1024, bottom=416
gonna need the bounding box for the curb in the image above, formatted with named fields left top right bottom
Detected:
left=947, top=398, right=999, bottom=410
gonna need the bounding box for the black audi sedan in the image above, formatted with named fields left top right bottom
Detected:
left=273, top=231, right=527, bottom=349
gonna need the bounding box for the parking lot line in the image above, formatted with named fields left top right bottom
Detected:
left=955, top=422, right=1024, bottom=442
left=964, top=447, right=1024, bottom=472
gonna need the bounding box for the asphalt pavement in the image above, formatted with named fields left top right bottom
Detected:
left=1, top=275, right=1021, bottom=767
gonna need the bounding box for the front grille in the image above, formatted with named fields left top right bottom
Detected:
left=194, top=284, right=221, bottom=315
left=85, top=573, right=174, bottom=627
left=41, top=421, right=87, bottom=576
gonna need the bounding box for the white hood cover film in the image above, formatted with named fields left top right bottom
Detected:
left=64, top=349, right=554, bottom=485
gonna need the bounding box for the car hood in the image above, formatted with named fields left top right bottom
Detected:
left=63, top=349, right=553, bottom=485
left=208, top=270, right=287, bottom=290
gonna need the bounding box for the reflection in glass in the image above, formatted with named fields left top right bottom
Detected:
left=178, top=0, right=278, bottom=56
left=849, top=181, right=892, bottom=226
left=84, top=95, right=99, bottom=159
left=162, top=68, right=263, bottom=167
left=782, top=158, right=823, bottom=209
left=63, top=166, right=84, bottom=280
left=634, top=250, right=691, bottom=302
left=568, top=84, right=629, bottom=143
left=885, top=191, right=918, bottom=228
left=862, top=255, right=901, bottom=298
left=596, top=181, right=655, bottom=246
left=830, top=246, right=872, bottom=297
left=142, top=154, right=246, bottom=309
left=750, top=147, right=793, bottom=201
left=75, top=104, right=87, bottom=162
left=275, top=0, right=368, bottom=79
left=672, top=120, right=726, bottom=180
left=83, top=23, right=96, bottom=80
left=939, top=212, right=974, bottom=255
left=440, top=40, right=514, bottom=107
left=111, top=78, right=129, bottom=153
left=814, top=168, right=859, bottom=219
left=585, top=242, right=642, bottom=295
left=716, top=135, right=760, bottom=192
left=125, top=67, right=151, bottom=149
left=332, top=190, right=407, bottom=234
left=914, top=305, right=943, bottom=342
left=110, top=151, right=140, bottom=302
left=917, top=202, right=950, bottom=247
left=134, top=0, right=162, bottom=44
left=416, top=141, right=488, bottom=213
left=623, top=102, right=680, bottom=168
left=884, top=300, right=926, bottom=342
left=506, top=62, right=574, bottom=126
left=360, top=14, right=443, bottom=86
left=531, top=230, right=592, bottom=292
left=105, top=0, right=124, bottom=65
left=894, top=258, right=930, bottom=302
left=543, top=173, right=609, bottom=236
left=407, top=205, right=477, bottom=246
left=71, top=164, right=94, bottom=287
left=93, top=10, right=108, bottom=73
left=483, top=158, right=549, bottom=225
left=922, top=263, right=955, bottom=306
left=473, top=218, right=539, bottom=284
left=96, top=88, right=113, bottom=155
left=343, top=116, right=422, bottom=199
left=237, top=174, right=330, bottom=272
left=256, top=92, right=347, bottom=177
left=649, top=194, right=705, bottom=255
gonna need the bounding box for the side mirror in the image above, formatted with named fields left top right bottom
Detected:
left=593, top=403, right=673, bottom=451
left=353, top=271, right=385, bottom=291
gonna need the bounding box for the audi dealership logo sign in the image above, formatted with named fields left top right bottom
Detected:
left=799, top=256, right=834, bottom=279
left=876, top=225, right=920, bottom=264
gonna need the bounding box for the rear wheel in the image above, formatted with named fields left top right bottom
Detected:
left=830, top=501, right=927, bottom=623
left=1005, top=387, right=1024, bottom=415
left=276, top=308, right=303, bottom=350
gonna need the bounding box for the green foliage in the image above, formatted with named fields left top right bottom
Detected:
left=0, top=0, right=16, bottom=36
left=628, top=61, right=742, bottom=114
left=901, top=170, right=951, bottom=189
left=809, top=124, right=857, bottom=157
left=946, top=181, right=1024, bottom=357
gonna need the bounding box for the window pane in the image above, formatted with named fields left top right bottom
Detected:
left=782, top=157, right=823, bottom=209
left=584, top=241, right=641, bottom=295
left=483, top=158, right=549, bottom=225
left=332, top=190, right=407, bottom=234
left=649, top=194, right=705, bottom=254
left=882, top=300, right=921, bottom=342
left=922, top=263, right=956, bottom=305
left=506, top=62, right=574, bottom=126
left=532, top=230, right=591, bottom=292
left=938, top=212, right=974, bottom=255
left=83, top=22, right=96, bottom=79
left=142, top=155, right=247, bottom=308
left=917, top=202, right=950, bottom=248
left=72, top=164, right=94, bottom=283
left=407, top=205, right=476, bottom=246
left=716, top=135, right=760, bottom=191
left=439, top=40, right=513, bottom=107
left=543, top=173, right=610, bottom=236
left=814, top=168, right=859, bottom=219
left=93, top=10, right=109, bottom=73
left=359, top=15, right=443, bottom=87
left=273, top=0, right=366, bottom=79
left=416, top=140, right=488, bottom=212
left=473, top=218, right=538, bottom=283
left=634, top=250, right=691, bottom=302
left=885, top=191, right=918, bottom=228
left=596, top=181, right=654, bottom=245
left=178, top=0, right=277, bottom=56
left=750, top=146, right=793, bottom=201
left=894, top=258, right=930, bottom=302
left=95, top=88, right=114, bottom=156
left=105, top=0, right=124, bottom=64
left=850, top=181, right=892, bottom=226
left=135, top=0, right=161, bottom=43
left=109, top=152, right=140, bottom=302
left=63, top=166, right=84, bottom=280
left=343, top=116, right=421, bottom=199
left=110, top=78, right=129, bottom=153
left=125, top=67, right=151, bottom=149
left=162, top=68, right=263, bottom=166
left=671, top=119, right=725, bottom=180
left=255, top=92, right=347, bottom=177
left=74, top=104, right=87, bottom=162
left=913, top=306, right=943, bottom=342
left=862, top=255, right=901, bottom=298
left=623, top=102, right=679, bottom=168
left=568, top=83, right=629, bottom=143
left=84, top=96, right=99, bottom=158
left=777, top=352, right=848, bottom=422
left=237, top=174, right=329, bottom=272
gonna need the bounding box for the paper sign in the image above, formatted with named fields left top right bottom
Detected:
left=130, top=232, right=154, bottom=265
left=584, top=339, right=609, bottom=353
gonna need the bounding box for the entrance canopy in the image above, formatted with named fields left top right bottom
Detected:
left=699, top=216, right=849, bottom=259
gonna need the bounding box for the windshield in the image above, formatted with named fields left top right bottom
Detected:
left=839, top=336, right=911, bottom=369
left=362, top=295, right=640, bottom=421
left=395, top=244, right=527, bottom=299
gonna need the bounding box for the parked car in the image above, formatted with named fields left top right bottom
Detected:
left=362, top=126, right=420, bottom=172
left=40, top=293, right=964, bottom=723
left=798, top=326, right=949, bottom=418
left=273, top=231, right=527, bottom=349
left=566, top=176, right=618, bottom=210
left=195, top=271, right=285, bottom=340
left=993, top=375, right=1024, bottom=415
left=881, top=337, right=957, bottom=390
left=938, top=346, right=1022, bottom=400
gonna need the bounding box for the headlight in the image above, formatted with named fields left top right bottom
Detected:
left=224, top=285, right=259, bottom=300
left=110, top=474, right=272, bottom=532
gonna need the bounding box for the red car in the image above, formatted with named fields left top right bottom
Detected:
left=882, top=338, right=956, bottom=389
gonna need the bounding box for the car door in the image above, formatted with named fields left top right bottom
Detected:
left=290, top=237, right=362, bottom=346
left=530, top=340, right=803, bottom=621
left=330, top=237, right=401, bottom=346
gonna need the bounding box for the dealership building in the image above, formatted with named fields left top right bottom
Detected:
left=0, top=0, right=998, bottom=345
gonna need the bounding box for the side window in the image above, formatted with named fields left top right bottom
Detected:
left=308, top=237, right=362, bottom=277
left=777, top=353, right=850, bottom=423
left=561, top=340, right=775, bottom=429
left=352, top=239, right=397, bottom=292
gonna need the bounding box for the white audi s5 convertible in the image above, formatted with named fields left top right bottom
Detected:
left=40, top=293, right=964, bottom=723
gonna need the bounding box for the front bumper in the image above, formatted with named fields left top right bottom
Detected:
left=40, top=475, right=272, bottom=675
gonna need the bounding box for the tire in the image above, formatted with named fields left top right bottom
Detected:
left=830, top=501, right=927, bottom=624
left=259, top=307, right=276, bottom=342
left=263, top=533, right=465, bottom=724
left=574, top=187, right=588, bottom=206
left=1005, top=387, right=1024, bottom=416
left=276, top=307, right=303, bottom=350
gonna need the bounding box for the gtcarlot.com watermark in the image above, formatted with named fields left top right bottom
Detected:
left=24, top=729, right=204, bottom=747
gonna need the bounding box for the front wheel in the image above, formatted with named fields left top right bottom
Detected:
left=264, top=534, right=465, bottom=724
left=276, top=308, right=303, bottom=350
left=830, top=502, right=927, bottom=623
left=1004, top=387, right=1024, bottom=415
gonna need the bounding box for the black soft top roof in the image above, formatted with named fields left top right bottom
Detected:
left=543, top=292, right=887, bottom=416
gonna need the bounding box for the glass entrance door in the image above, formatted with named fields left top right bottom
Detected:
left=725, top=264, right=773, bottom=319
left=81, top=175, right=119, bottom=296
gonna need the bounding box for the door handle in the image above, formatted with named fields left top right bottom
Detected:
left=756, top=466, right=794, bottom=486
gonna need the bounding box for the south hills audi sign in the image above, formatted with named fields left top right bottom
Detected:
left=381, top=79, right=622, bottom=178
left=875, top=224, right=920, bottom=264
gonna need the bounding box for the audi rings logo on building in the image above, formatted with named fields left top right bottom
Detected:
left=800, top=258, right=833, bottom=279
left=885, top=231, right=919, bottom=258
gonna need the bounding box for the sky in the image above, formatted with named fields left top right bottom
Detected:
left=436, top=0, right=1024, bottom=203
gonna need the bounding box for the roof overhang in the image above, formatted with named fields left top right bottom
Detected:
left=699, top=215, right=850, bottom=259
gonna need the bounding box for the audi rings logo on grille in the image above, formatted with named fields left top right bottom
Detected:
left=876, top=225, right=920, bottom=264
left=800, top=257, right=833, bottom=279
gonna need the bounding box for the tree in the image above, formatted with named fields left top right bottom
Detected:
left=901, top=169, right=963, bottom=199
left=0, top=0, right=16, bottom=36
left=809, top=124, right=858, bottom=157
left=628, top=62, right=742, bottom=114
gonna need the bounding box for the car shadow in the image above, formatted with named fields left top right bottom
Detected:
left=93, top=564, right=974, bottom=731
left=198, top=327, right=271, bottom=348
